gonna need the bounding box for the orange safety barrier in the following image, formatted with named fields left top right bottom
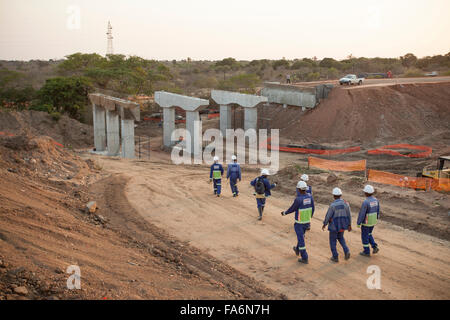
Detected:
left=0, top=131, right=15, bottom=137
left=207, top=113, right=220, bottom=119
left=261, top=138, right=361, bottom=155
left=368, top=144, right=432, bottom=158
left=367, top=169, right=432, bottom=190
left=430, top=178, right=450, bottom=192
left=143, top=117, right=161, bottom=122
left=308, top=157, right=366, bottom=172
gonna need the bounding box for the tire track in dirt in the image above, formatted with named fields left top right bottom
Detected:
left=96, top=159, right=450, bottom=300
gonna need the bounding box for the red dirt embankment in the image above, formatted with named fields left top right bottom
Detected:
left=0, top=133, right=280, bottom=300
left=0, top=110, right=93, bottom=148
left=278, top=82, right=450, bottom=144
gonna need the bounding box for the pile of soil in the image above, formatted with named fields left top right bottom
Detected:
left=0, top=134, right=93, bottom=183
left=0, top=110, right=93, bottom=149
left=267, top=82, right=450, bottom=144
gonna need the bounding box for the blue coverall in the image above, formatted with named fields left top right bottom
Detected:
left=250, top=176, right=275, bottom=208
left=284, top=193, right=315, bottom=261
left=210, top=163, right=224, bottom=195
left=357, top=196, right=380, bottom=255
left=323, top=199, right=352, bottom=259
left=227, top=162, right=242, bottom=196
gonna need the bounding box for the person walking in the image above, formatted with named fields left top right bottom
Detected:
left=226, top=155, right=241, bottom=197
left=250, top=169, right=277, bottom=220
left=210, top=156, right=224, bottom=197
left=281, top=181, right=315, bottom=264
left=322, top=187, right=352, bottom=263
left=357, top=185, right=380, bottom=257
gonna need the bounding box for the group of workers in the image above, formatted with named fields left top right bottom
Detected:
left=209, top=157, right=380, bottom=264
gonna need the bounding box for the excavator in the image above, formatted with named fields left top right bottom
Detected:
left=420, top=156, right=450, bottom=179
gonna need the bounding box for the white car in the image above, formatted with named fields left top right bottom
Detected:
left=339, top=74, right=364, bottom=85
left=425, top=71, right=438, bottom=77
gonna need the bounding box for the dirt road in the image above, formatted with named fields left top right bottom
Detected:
left=292, top=76, right=450, bottom=88
left=94, top=156, right=450, bottom=300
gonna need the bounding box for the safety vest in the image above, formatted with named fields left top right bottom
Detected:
left=295, top=197, right=313, bottom=224
left=212, top=165, right=222, bottom=179
left=362, top=199, right=379, bottom=227
left=296, top=207, right=313, bottom=224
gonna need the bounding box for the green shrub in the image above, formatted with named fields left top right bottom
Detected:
left=404, top=68, right=424, bottom=78
left=217, top=73, right=260, bottom=93
left=50, top=111, right=62, bottom=121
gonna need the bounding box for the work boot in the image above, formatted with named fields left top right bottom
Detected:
left=257, top=216, right=262, bottom=221
left=330, top=256, right=339, bottom=263
left=298, top=258, right=309, bottom=264
left=345, top=252, right=351, bottom=260
left=372, top=246, right=379, bottom=254
left=217, top=194, right=220, bottom=197
left=258, top=207, right=263, bottom=220
left=359, top=251, right=370, bottom=257
left=233, top=193, right=236, bottom=197
left=293, top=246, right=299, bottom=256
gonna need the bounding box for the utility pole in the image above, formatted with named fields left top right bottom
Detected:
left=106, top=21, right=114, bottom=56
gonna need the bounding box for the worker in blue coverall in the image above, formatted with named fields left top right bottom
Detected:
left=296, top=174, right=312, bottom=196
left=250, top=169, right=277, bottom=220
left=357, top=185, right=380, bottom=257
left=322, top=187, right=352, bottom=262
left=226, top=155, right=241, bottom=197
left=209, top=156, right=224, bottom=197
left=281, top=181, right=315, bottom=264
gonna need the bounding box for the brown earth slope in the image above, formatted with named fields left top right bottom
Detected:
left=264, top=82, right=450, bottom=144
left=0, top=110, right=93, bottom=148
left=0, top=134, right=281, bottom=300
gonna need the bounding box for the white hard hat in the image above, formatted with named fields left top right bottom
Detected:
left=297, top=181, right=308, bottom=190
left=231, top=155, right=237, bottom=160
left=213, top=156, right=219, bottom=161
left=301, top=174, right=309, bottom=182
left=261, top=169, right=270, bottom=176
left=332, top=187, right=342, bottom=196
left=363, top=185, right=375, bottom=194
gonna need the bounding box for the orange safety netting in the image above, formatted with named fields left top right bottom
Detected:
left=261, top=138, right=361, bottom=155
left=0, top=131, right=15, bottom=137
left=207, top=113, right=220, bottom=119
left=430, top=178, right=450, bottom=192
left=367, top=169, right=432, bottom=190
left=143, top=117, right=161, bottom=122
left=368, top=144, right=432, bottom=158
left=308, top=157, right=366, bottom=172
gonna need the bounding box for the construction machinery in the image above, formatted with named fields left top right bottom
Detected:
left=421, top=156, right=450, bottom=179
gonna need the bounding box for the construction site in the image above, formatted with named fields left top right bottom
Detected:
left=0, top=76, right=449, bottom=300
left=1, top=1, right=450, bottom=304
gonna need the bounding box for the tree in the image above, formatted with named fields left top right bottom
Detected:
left=319, top=57, right=338, bottom=68
left=400, top=53, right=418, bottom=68
left=36, top=77, right=91, bottom=120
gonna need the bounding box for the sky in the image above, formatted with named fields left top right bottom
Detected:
left=0, top=0, right=449, bottom=61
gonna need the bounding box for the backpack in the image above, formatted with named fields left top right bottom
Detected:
left=254, top=177, right=266, bottom=195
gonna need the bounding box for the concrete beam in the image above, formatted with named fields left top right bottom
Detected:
left=211, top=90, right=268, bottom=108
left=154, top=91, right=209, bottom=112
left=93, top=104, right=107, bottom=151
left=219, top=105, right=232, bottom=136
left=260, top=83, right=317, bottom=108
left=106, top=110, right=120, bottom=156
left=121, top=119, right=135, bottom=159
left=89, top=93, right=140, bottom=121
